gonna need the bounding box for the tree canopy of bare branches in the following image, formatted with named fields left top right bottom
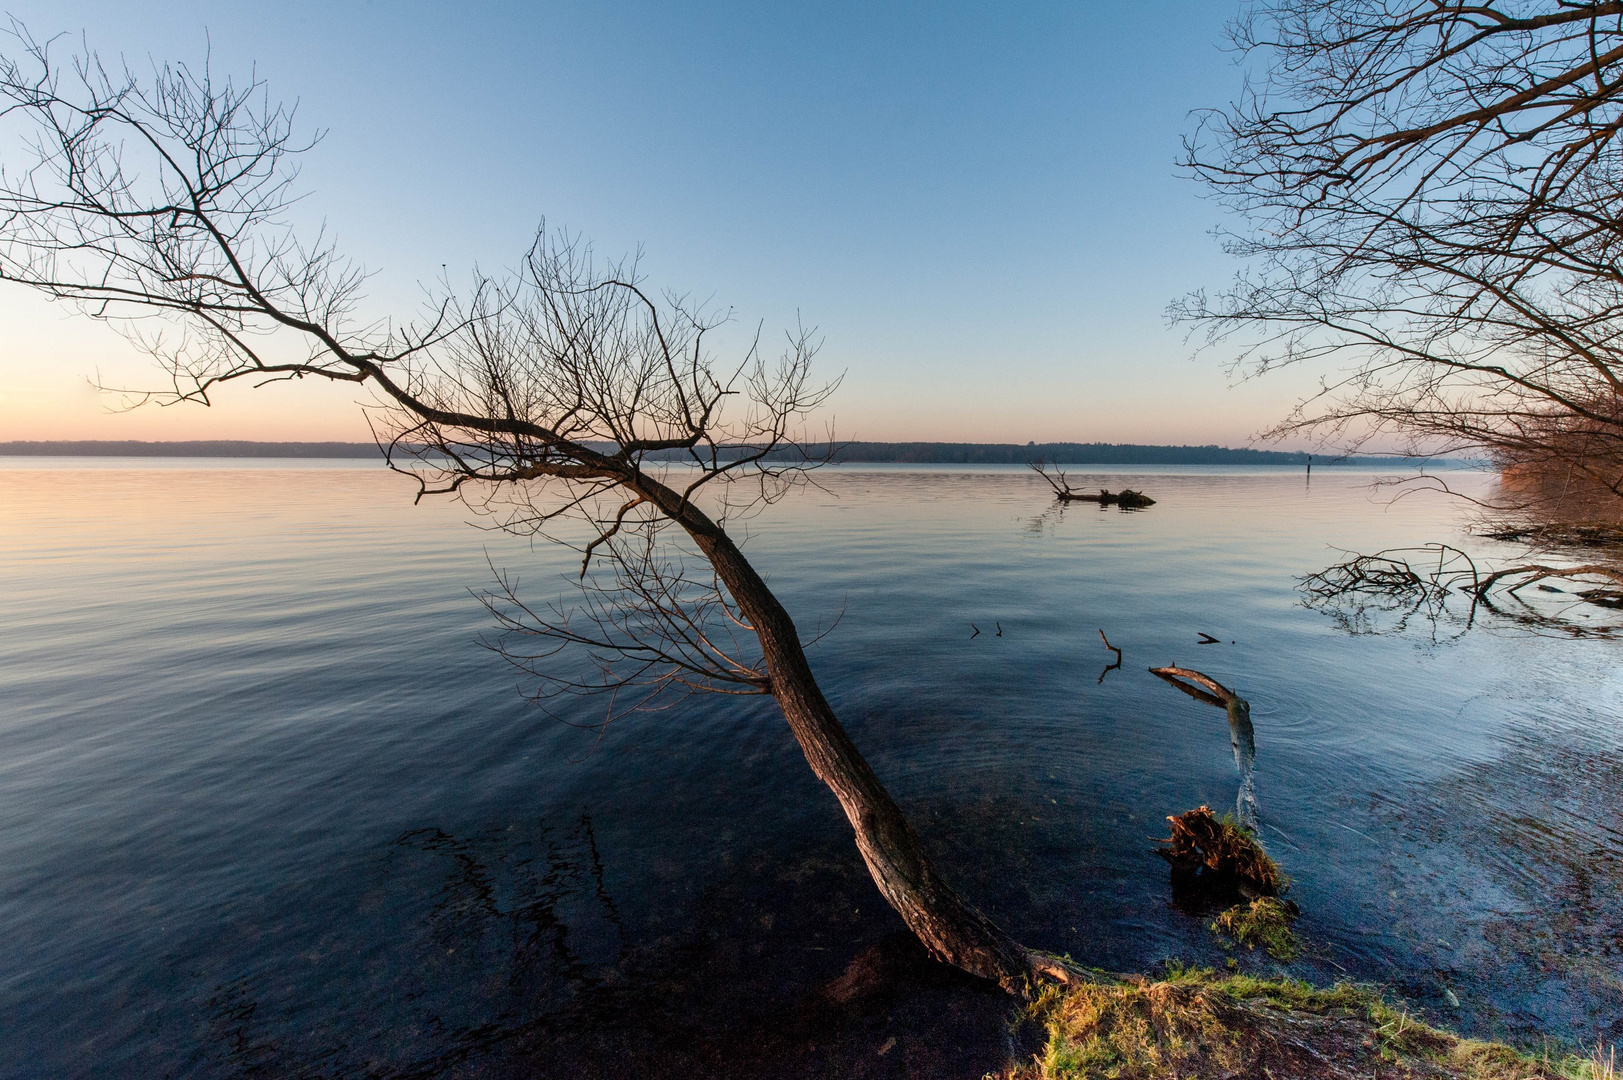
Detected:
left=1178, top=1, right=1623, bottom=510
left=0, top=24, right=1086, bottom=993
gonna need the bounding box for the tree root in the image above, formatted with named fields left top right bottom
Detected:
left=1156, top=806, right=1284, bottom=902
left=1025, top=949, right=1105, bottom=989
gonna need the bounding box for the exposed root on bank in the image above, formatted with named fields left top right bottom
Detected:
left=1156, top=806, right=1284, bottom=904
left=1025, top=950, right=1106, bottom=989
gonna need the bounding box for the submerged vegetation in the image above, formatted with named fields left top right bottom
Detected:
left=1210, top=897, right=1298, bottom=962
left=1006, top=967, right=1615, bottom=1080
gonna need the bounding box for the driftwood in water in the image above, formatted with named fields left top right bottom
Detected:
left=1149, top=670, right=1298, bottom=953
left=1151, top=666, right=1257, bottom=832
left=1157, top=806, right=1299, bottom=956
left=1299, top=543, right=1623, bottom=633
left=1065, top=488, right=1155, bottom=508
left=1028, top=459, right=1156, bottom=507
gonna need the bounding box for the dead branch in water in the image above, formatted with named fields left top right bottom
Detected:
left=1300, top=544, right=1623, bottom=636
left=1074, top=488, right=1155, bottom=508
left=1150, top=666, right=1241, bottom=708
left=1027, top=459, right=1155, bottom=508
left=1472, top=563, right=1623, bottom=598
left=1480, top=521, right=1623, bottom=551
left=1098, top=629, right=1122, bottom=683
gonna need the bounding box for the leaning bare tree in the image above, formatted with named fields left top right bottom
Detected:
left=0, top=27, right=1080, bottom=991
left=1178, top=1, right=1623, bottom=517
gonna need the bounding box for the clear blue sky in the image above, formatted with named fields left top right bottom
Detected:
left=0, top=1, right=1324, bottom=445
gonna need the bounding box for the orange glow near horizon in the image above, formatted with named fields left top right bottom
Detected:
left=0, top=261, right=1335, bottom=450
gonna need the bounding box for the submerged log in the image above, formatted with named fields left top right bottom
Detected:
left=1056, top=487, right=1156, bottom=508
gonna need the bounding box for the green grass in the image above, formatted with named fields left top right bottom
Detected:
left=1000, top=966, right=1613, bottom=1080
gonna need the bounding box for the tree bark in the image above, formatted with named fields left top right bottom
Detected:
left=634, top=474, right=1072, bottom=993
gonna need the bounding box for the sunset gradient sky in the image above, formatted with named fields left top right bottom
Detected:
left=0, top=1, right=1329, bottom=446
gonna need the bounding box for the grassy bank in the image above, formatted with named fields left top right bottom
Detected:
left=1001, top=965, right=1616, bottom=1080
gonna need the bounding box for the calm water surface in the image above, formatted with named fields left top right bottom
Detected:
left=2, top=460, right=1620, bottom=1078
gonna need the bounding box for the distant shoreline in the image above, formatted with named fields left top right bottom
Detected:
left=0, top=439, right=1443, bottom=466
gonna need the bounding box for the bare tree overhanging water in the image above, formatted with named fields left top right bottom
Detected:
left=1177, top=0, right=1623, bottom=517
left=0, top=25, right=1085, bottom=992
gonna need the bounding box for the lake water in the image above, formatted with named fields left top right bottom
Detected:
left=2, top=460, right=1620, bottom=1078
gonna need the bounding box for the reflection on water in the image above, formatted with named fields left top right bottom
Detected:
left=1369, top=728, right=1623, bottom=1040
left=193, top=819, right=1013, bottom=1079
left=1299, top=542, right=1623, bottom=640
left=1, top=461, right=1621, bottom=1077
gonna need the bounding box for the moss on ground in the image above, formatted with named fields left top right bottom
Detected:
left=999, top=966, right=1615, bottom=1080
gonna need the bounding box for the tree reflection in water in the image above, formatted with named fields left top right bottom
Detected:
left=193, top=815, right=1016, bottom=1079
left=1299, top=544, right=1623, bottom=640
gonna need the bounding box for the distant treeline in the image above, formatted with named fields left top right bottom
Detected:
left=0, top=439, right=1431, bottom=465
left=810, top=442, right=1410, bottom=465
left=0, top=440, right=381, bottom=457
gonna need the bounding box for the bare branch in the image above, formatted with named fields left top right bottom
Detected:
left=1180, top=2, right=1623, bottom=512
left=1298, top=541, right=1623, bottom=635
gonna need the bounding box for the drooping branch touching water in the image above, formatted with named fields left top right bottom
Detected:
left=0, top=25, right=1085, bottom=993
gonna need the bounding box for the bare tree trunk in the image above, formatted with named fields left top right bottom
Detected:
left=638, top=477, right=1068, bottom=993
left=0, top=36, right=1075, bottom=996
